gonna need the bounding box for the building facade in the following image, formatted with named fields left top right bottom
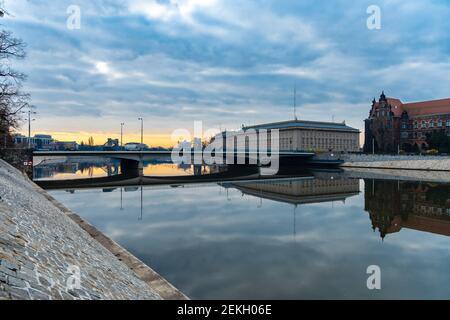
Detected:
left=364, top=92, right=450, bottom=153
left=13, top=134, right=54, bottom=149
left=13, top=134, right=79, bottom=150
left=215, top=120, right=360, bottom=153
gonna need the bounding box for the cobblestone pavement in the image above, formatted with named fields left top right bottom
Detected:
left=0, top=160, right=162, bottom=300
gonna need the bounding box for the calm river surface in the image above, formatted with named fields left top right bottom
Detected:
left=33, top=159, right=450, bottom=299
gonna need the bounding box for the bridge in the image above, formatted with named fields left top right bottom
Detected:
left=33, top=150, right=316, bottom=160
left=33, top=150, right=321, bottom=175
left=34, top=165, right=322, bottom=190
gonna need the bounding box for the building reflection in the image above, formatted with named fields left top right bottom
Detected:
left=364, top=179, right=450, bottom=239
left=224, top=177, right=450, bottom=240
left=220, top=176, right=360, bottom=241
left=224, top=177, right=360, bottom=205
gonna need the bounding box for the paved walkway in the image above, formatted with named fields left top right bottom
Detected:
left=0, top=160, right=184, bottom=300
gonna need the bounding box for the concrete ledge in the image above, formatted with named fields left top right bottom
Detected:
left=341, top=154, right=450, bottom=172
left=342, top=167, right=450, bottom=183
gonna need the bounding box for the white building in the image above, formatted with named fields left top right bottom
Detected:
left=214, top=119, right=360, bottom=153
left=124, top=142, right=148, bottom=151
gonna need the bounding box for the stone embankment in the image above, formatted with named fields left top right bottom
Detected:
left=342, top=167, right=450, bottom=183
left=341, top=154, right=450, bottom=171
left=0, top=159, right=186, bottom=300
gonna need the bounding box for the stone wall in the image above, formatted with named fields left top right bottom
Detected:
left=342, top=167, right=450, bottom=183
left=0, top=159, right=165, bottom=300
left=341, top=154, right=450, bottom=171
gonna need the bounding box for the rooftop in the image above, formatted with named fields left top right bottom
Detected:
left=374, top=95, right=450, bottom=117
left=243, top=119, right=360, bottom=132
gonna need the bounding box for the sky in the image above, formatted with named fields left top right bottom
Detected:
left=5, top=0, right=450, bottom=147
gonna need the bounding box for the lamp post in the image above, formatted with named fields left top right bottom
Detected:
left=138, top=117, right=143, bottom=149
left=120, top=122, right=125, bottom=148
left=372, top=138, right=375, bottom=155
left=27, top=109, right=36, bottom=149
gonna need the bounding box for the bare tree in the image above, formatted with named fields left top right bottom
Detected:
left=0, top=8, right=30, bottom=151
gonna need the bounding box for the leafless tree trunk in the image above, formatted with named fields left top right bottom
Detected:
left=0, top=10, right=30, bottom=153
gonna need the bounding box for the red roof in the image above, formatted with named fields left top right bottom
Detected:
left=403, top=98, right=450, bottom=116
left=374, top=97, right=450, bottom=117
left=387, top=98, right=404, bottom=116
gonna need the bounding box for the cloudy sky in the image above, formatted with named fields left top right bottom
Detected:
left=5, top=0, right=450, bottom=146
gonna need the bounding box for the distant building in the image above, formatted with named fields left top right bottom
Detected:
left=213, top=119, right=360, bottom=153
left=13, top=133, right=80, bottom=150
left=124, top=142, right=148, bottom=151
left=364, top=92, right=450, bottom=153
left=103, top=138, right=120, bottom=150
left=52, top=141, right=78, bottom=151
left=13, top=134, right=54, bottom=149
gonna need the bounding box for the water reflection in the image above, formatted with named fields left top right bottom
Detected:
left=33, top=157, right=211, bottom=180
left=35, top=161, right=450, bottom=299
left=33, top=160, right=120, bottom=180
left=365, top=180, right=450, bottom=239
left=227, top=178, right=360, bottom=205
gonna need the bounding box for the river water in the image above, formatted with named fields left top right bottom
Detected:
left=33, top=159, right=450, bottom=299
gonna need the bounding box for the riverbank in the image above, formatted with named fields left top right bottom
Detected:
left=341, top=154, right=450, bottom=171
left=0, top=159, right=187, bottom=300
left=342, top=167, right=450, bottom=183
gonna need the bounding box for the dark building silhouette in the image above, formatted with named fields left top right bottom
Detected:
left=364, top=92, right=450, bottom=153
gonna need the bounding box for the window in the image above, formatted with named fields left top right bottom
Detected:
left=414, top=121, right=418, bottom=129
left=447, top=119, right=450, bottom=127
left=430, top=120, right=434, bottom=128
left=401, top=122, right=407, bottom=129
left=421, top=120, right=426, bottom=128
left=438, top=120, right=443, bottom=127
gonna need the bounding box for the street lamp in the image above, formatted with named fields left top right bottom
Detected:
left=22, top=108, right=36, bottom=149
left=120, top=122, right=125, bottom=148
left=138, top=117, right=143, bottom=149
